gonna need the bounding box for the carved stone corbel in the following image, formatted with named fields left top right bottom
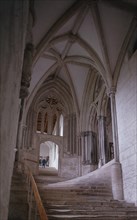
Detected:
left=20, top=42, right=34, bottom=99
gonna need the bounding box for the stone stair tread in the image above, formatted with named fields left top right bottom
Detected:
left=35, top=169, right=137, bottom=220
left=46, top=206, right=137, bottom=212
left=47, top=208, right=132, bottom=213
left=48, top=217, right=137, bottom=220
left=45, top=202, right=136, bottom=208
left=49, top=209, right=72, bottom=212
left=48, top=213, right=137, bottom=218
left=48, top=210, right=137, bottom=215
left=47, top=211, right=137, bottom=217
left=42, top=197, right=113, bottom=203
left=11, top=185, right=27, bottom=190
left=8, top=170, right=29, bottom=220
left=43, top=200, right=123, bottom=206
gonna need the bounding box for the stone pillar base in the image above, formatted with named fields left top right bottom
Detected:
left=111, top=162, right=124, bottom=200
left=98, top=159, right=105, bottom=168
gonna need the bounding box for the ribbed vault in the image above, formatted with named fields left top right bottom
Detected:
left=26, top=0, right=137, bottom=118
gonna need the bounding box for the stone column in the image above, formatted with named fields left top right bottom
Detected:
left=111, top=162, right=124, bottom=200
left=108, top=88, right=123, bottom=200
left=16, top=0, right=35, bottom=160
left=30, top=110, right=38, bottom=150
left=98, top=116, right=107, bottom=167
left=20, top=124, right=27, bottom=150
left=109, top=87, right=119, bottom=162
left=81, top=131, right=97, bottom=165
left=17, top=39, right=34, bottom=156
left=77, top=135, right=82, bottom=176
left=77, top=135, right=82, bottom=156
left=66, top=113, right=76, bottom=155
left=81, top=133, right=86, bottom=163
left=72, top=114, right=76, bottom=154
left=70, top=114, right=73, bottom=154
left=67, top=115, right=71, bottom=153
left=63, top=115, right=70, bottom=153
left=85, top=133, right=88, bottom=162
left=59, top=114, right=66, bottom=153
left=23, top=125, right=28, bottom=149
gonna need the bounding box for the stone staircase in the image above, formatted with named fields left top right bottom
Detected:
left=8, top=168, right=28, bottom=220
left=8, top=166, right=137, bottom=220
left=34, top=167, right=137, bottom=220
left=42, top=188, right=137, bottom=220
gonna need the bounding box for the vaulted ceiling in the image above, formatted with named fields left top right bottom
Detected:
left=27, top=0, right=137, bottom=113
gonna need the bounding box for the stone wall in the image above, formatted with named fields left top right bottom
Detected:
left=0, top=1, right=29, bottom=220
left=60, top=155, right=79, bottom=179
left=116, top=51, right=137, bottom=205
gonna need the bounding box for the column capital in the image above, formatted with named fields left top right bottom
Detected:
left=19, top=123, right=27, bottom=128
left=107, top=87, right=116, bottom=97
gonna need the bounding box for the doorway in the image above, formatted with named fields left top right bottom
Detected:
left=39, top=141, right=59, bottom=170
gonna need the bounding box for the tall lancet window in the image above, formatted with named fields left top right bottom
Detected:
left=37, top=112, right=42, bottom=132
left=44, top=112, right=48, bottom=133
left=52, top=114, right=57, bottom=135
left=59, top=114, right=63, bottom=136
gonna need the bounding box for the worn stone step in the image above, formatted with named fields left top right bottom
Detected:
left=35, top=169, right=137, bottom=220
left=47, top=209, right=128, bottom=215
left=8, top=205, right=28, bottom=220
left=12, top=173, right=26, bottom=180
left=9, top=193, right=28, bottom=203
left=44, top=201, right=136, bottom=209
left=47, top=214, right=137, bottom=220
left=8, top=170, right=28, bottom=220
left=40, top=192, right=112, bottom=200
left=46, top=206, right=137, bottom=214
left=39, top=189, right=113, bottom=200
left=40, top=184, right=111, bottom=190
left=40, top=188, right=112, bottom=194
left=41, top=196, right=113, bottom=204
left=39, top=188, right=112, bottom=198
left=46, top=205, right=137, bottom=213
left=43, top=199, right=117, bottom=206
left=10, top=184, right=27, bottom=191
left=35, top=177, right=67, bottom=183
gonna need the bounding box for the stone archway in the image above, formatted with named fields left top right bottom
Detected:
left=37, top=133, right=63, bottom=175
left=39, top=141, right=59, bottom=170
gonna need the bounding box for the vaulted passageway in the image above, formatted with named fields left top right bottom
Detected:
left=1, top=1, right=137, bottom=220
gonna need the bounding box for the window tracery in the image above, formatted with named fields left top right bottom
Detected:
left=36, top=95, right=63, bottom=136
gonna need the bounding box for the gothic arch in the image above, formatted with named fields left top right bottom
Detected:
left=38, top=134, right=63, bottom=148
left=80, top=68, right=106, bottom=132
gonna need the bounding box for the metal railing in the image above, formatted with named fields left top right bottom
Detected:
left=21, top=162, right=48, bottom=220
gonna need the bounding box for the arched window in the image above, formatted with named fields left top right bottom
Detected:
left=59, top=114, right=63, bottom=136
left=37, top=112, right=42, bottom=132
left=52, top=114, right=57, bottom=134
left=44, top=112, right=48, bottom=133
